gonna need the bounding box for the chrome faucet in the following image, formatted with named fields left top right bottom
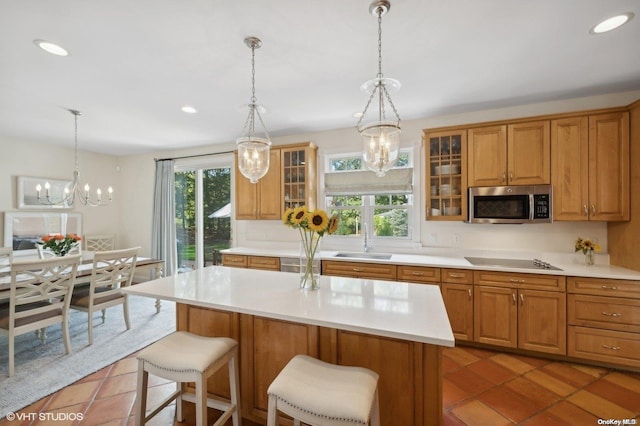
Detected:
left=363, top=223, right=372, bottom=253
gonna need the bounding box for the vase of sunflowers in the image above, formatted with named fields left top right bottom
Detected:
left=37, top=233, right=82, bottom=257
left=575, top=237, right=600, bottom=266
left=283, top=206, right=339, bottom=290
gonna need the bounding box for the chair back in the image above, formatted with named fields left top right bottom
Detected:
left=84, top=234, right=115, bottom=252
left=8, top=255, right=82, bottom=331
left=90, top=247, right=139, bottom=298
left=0, top=247, right=12, bottom=272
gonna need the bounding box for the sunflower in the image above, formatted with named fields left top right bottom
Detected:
left=282, top=207, right=295, bottom=226
left=290, top=206, right=308, bottom=226
left=327, top=214, right=339, bottom=235
left=307, top=209, right=329, bottom=233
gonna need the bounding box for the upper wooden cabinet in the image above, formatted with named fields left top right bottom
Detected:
left=468, top=120, right=550, bottom=187
left=551, top=112, right=629, bottom=221
left=235, top=142, right=317, bottom=220
left=424, top=130, right=467, bottom=220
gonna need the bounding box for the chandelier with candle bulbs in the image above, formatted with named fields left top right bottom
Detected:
left=36, top=109, right=113, bottom=207
left=236, top=36, right=272, bottom=184
left=356, top=0, right=401, bottom=177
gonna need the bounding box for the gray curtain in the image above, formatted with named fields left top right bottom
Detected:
left=151, top=159, right=177, bottom=276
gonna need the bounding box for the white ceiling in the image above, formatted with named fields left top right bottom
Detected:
left=1, top=1, right=639, bottom=156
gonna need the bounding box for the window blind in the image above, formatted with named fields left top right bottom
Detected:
left=324, top=168, right=413, bottom=196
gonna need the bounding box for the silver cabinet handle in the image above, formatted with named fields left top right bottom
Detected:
left=509, top=278, right=525, bottom=283
left=583, top=205, right=589, bottom=216
left=591, top=204, right=597, bottom=216
left=501, top=172, right=506, bottom=183
left=450, top=273, right=462, bottom=278
left=509, top=171, right=513, bottom=181
left=468, top=289, right=472, bottom=299
left=512, top=293, right=516, bottom=304
left=411, top=271, right=425, bottom=276
left=602, top=344, right=620, bottom=351
left=601, top=311, right=622, bottom=317
left=520, top=294, right=525, bottom=304
left=601, top=285, right=619, bottom=291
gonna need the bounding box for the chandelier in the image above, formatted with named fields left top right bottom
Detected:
left=356, top=0, right=401, bottom=177
left=236, top=36, right=272, bottom=184
left=36, top=109, right=113, bottom=207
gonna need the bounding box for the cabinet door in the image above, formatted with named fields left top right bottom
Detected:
left=588, top=112, right=630, bottom=221
left=282, top=144, right=318, bottom=212
left=467, top=125, right=507, bottom=187
left=234, top=153, right=259, bottom=219
left=441, top=283, right=473, bottom=341
left=518, top=289, right=566, bottom=355
left=474, top=285, right=517, bottom=348
left=256, top=150, right=282, bottom=219
left=507, top=121, right=550, bottom=185
left=551, top=116, right=589, bottom=221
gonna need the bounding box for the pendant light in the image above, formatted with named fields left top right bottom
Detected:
left=236, top=36, right=272, bottom=184
left=356, top=0, right=401, bottom=177
left=36, top=109, right=113, bottom=207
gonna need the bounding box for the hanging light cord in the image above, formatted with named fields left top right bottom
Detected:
left=240, top=40, right=270, bottom=141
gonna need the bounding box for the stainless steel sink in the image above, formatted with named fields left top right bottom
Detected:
left=334, top=252, right=392, bottom=260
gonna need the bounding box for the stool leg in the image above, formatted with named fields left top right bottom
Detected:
left=370, top=388, right=381, bottom=426
left=134, top=360, right=148, bottom=426
left=175, top=382, right=183, bottom=422
left=266, top=394, right=277, bottom=426
left=229, top=349, right=241, bottom=426
left=196, top=375, right=207, bottom=426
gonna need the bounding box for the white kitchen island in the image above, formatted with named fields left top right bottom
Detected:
left=123, top=265, right=454, bottom=425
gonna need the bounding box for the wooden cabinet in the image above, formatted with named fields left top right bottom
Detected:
left=551, top=112, right=629, bottom=221
left=441, top=269, right=474, bottom=341
left=473, top=271, right=566, bottom=355
left=235, top=142, right=317, bottom=220
left=321, top=260, right=397, bottom=281
left=424, top=130, right=467, bottom=220
left=567, top=276, right=640, bottom=368
left=221, top=254, right=248, bottom=268
left=396, top=265, right=440, bottom=284
left=221, top=254, right=280, bottom=271
left=468, top=120, right=550, bottom=187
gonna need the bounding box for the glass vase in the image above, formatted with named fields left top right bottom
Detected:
left=585, top=250, right=595, bottom=265
left=299, top=238, right=321, bottom=290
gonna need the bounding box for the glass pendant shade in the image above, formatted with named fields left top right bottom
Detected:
left=237, top=136, right=271, bottom=183
left=361, top=122, right=401, bottom=177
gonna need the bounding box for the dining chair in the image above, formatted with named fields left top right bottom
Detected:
left=69, top=247, right=139, bottom=345
left=0, top=254, right=82, bottom=377
left=84, top=234, right=115, bottom=252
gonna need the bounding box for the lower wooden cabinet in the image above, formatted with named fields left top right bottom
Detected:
left=221, top=254, right=280, bottom=271
left=221, top=254, right=248, bottom=268
left=321, top=260, right=397, bottom=281
left=441, top=283, right=473, bottom=341
left=474, top=286, right=517, bottom=348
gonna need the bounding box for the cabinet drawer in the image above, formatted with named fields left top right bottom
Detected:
left=397, top=265, right=440, bottom=284
left=321, top=260, right=397, bottom=281
left=473, top=271, right=565, bottom=291
left=221, top=254, right=247, bottom=268
left=568, top=326, right=640, bottom=368
left=247, top=256, right=280, bottom=271
left=568, top=294, right=640, bottom=333
left=568, top=276, right=640, bottom=299
left=442, top=269, right=473, bottom=284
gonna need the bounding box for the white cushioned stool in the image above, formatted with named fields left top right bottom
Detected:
left=134, top=331, right=241, bottom=426
left=267, top=355, right=380, bottom=426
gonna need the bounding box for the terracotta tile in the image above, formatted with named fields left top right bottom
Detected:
left=509, top=353, right=550, bottom=368
left=443, top=346, right=481, bottom=366
left=81, top=392, right=136, bottom=426
left=46, top=380, right=101, bottom=410
left=451, top=400, right=513, bottom=426
left=477, top=384, right=539, bottom=423
left=78, top=365, right=112, bottom=383
left=542, top=361, right=604, bottom=388
left=36, top=402, right=86, bottom=425
left=442, top=353, right=463, bottom=373
left=490, top=353, right=536, bottom=375
left=443, top=378, right=470, bottom=408
left=524, top=369, right=577, bottom=397
left=544, top=400, right=600, bottom=424
left=468, top=358, right=517, bottom=385
left=604, top=371, right=640, bottom=394
left=520, top=411, right=570, bottom=426
left=567, top=390, right=635, bottom=419
left=95, top=372, right=138, bottom=399
left=144, top=382, right=179, bottom=412
left=109, top=357, right=138, bottom=377
left=445, top=366, right=495, bottom=396
left=464, top=347, right=496, bottom=359
left=504, top=377, right=561, bottom=410
left=585, top=379, right=640, bottom=413
left=570, top=363, right=608, bottom=378
left=443, top=411, right=467, bottom=426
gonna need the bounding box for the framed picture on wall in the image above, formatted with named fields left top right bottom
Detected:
left=3, top=212, right=82, bottom=257
left=17, top=176, right=73, bottom=209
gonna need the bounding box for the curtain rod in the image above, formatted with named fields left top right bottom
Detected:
left=154, top=149, right=235, bottom=162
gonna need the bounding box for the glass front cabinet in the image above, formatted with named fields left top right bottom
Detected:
left=281, top=142, right=318, bottom=212
left=424, top=129, right=467, bottom=221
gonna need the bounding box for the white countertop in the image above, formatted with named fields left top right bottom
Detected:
left=122, top=265, right=455, bottom=347
left=221, top=247, right=640, bottom=281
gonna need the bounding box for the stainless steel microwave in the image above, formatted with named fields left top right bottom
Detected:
left=468, top=185, right=552, bottom=224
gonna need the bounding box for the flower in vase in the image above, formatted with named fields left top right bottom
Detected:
left=574, top=237, right=601, bottom=255
left=37, top=233, right=82, bottom=257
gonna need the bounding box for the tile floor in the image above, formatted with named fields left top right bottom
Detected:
left=2, top=346, right=639, bottom=425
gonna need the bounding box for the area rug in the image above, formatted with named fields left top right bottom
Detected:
left=0, top=295, right=176, bottom=418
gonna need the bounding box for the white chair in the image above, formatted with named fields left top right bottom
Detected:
left=267, top=355, right=380, bottom=426
left=134, top=331, right=241, bottom=426
left=84, top=234, right=115, bottom=252
left=0, top=254, right=82, bottom=377
left=0, top=247, right=12, bottom=270
left=69, top=247, right=139, bottom=345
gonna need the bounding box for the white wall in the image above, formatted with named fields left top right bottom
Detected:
left=3, top=90, right=639, bottom=260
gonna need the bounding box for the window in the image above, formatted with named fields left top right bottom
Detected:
left=324, top=150, right=415, bottom=244
left=174, top=155, right=232, bottom=271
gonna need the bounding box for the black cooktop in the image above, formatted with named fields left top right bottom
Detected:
left=464, top=257, right=563, bottom=271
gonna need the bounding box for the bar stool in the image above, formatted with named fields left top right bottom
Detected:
left=134, top=331, right=241, bottom=426
left=267, top=355, right=380, bottom=426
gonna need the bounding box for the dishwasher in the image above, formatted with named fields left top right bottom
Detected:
left=280, top=257, right=301, bottom=273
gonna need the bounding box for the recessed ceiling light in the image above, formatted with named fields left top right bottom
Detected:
left=591, top=12, right=634, bottom=34
left=353, top=112, right=364, bottom=119
left=33, top=39, right=69, bottom=56
left=181, top=105, right=198, bottom=114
